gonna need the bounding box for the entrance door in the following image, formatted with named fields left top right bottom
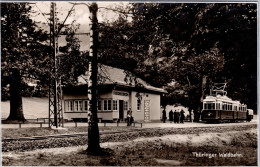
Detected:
left=119, top=100, right=124, bottom=121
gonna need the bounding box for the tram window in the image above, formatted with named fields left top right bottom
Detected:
left=211, top=103, right=215, bottom=109
left=216, top=103, right=221, bottom=110
left=223, top=103, right=227, bottom=110
left=204, top=102, right=215, bottom=110
left=228, top=103, right=232, bottom=111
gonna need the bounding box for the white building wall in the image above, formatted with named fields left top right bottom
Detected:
left=130, top=91, right=161, bottom=121
left=63, top=90, right=162, bottom=121
left=130, top=91, right=143, bottom=121
left=99, top=92, right=113, bottom=120
left=100, top=92, right=112, bottom=99
left=145, top=93, right=160, bottom=121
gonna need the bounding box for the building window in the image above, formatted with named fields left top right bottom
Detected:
left=97, top=100, right=101, bottom=111
left=104, top=99, right=112, bottom=111
left=137, top=99, right=141, bottom=111
left=113, top=100, right=118, bottom=111
left=124, top=101, right=128, bottom=110
left=83, top=100, right=88, bottom=112
left=66, top=101, right=73, bottom=112
left=74, top=100, right=82, bottom=112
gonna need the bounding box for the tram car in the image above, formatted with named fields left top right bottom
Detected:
left=201, top=83, right=254, bottom=123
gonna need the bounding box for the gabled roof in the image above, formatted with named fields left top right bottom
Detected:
left=78, top=64, right=166, bottom=93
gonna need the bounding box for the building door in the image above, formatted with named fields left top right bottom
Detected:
left=144, top=100, right=150, bottom=121
left=119, top=100, right=124, bottom=120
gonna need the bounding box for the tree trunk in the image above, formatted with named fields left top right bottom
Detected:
left=86, top=3, right=102, bottom=155
left=195, top=75, right=207, bottom=121
left=7, top=68, right=25, bottom=121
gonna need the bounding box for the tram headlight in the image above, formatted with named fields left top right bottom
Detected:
left=207, top=112, right=213, bottom=117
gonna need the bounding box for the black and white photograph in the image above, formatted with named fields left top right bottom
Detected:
left=1, top=1, right=258, bottom=166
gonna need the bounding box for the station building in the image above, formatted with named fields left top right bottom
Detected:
left=62, top=64, right=166, bottom=122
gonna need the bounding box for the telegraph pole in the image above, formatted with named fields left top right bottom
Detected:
left=49, top=2, right=63, bottom=128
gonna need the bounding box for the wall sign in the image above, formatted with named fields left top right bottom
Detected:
left=113, top=91, right=129, bottom=96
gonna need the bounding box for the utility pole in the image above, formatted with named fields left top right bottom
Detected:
left=49, top=2, right=63, bottom=128
left=86, top=2, right=101, bottom=154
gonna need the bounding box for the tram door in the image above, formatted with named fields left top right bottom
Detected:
left=119, top=100, right=124, bottom=121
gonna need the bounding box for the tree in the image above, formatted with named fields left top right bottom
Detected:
left=133, top=3, right=256, bottom=116
left=58, top=24, right=89, bottom=85
left=98, top=3, right=257, bottom=117
left=1, top=3, right=50, bottom=121
left=86, top=3, right=102, bottom=155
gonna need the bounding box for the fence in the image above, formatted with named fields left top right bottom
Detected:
left=2, top=118, right=143, bottom=128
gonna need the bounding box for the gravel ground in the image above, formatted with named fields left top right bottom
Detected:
left=2, top=124, right=257, bottom=152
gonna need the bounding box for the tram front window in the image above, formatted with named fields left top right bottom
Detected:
left=204, top=102, right=215, bottom=110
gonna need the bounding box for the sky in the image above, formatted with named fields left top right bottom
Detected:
left=30, top=2, right=131, bottom=51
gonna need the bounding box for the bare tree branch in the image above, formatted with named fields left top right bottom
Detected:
left=56, top=3, right=76, bottom=35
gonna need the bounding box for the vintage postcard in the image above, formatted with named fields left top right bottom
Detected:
left=1, top=1, right=258, bottom=166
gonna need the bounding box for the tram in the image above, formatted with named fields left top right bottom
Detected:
left=201, top=83, right=253, bottom=123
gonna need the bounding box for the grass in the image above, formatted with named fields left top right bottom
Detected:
left=2, top=125, right=257, bottom=166
left=1, top=126, right=140, bottom=139
left=2, top=141, right=257, bottom=166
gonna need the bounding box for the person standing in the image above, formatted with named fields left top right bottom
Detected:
left=174, top=110, right=177, bottom=123
left=191, top=110, right=194, bottom=123
left=169, top=110, right=174, bottom=123
left=162, top=108, right=167, bottom=123
left=127, top=108, right=132, bottom=126
left=176, top=110, right=180, bottom=123
left=180, top=109, right=185, bottom=123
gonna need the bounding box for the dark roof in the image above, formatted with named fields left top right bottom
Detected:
left=62, top=85, right=88, bottom=95
left=77, top=64, right=166, bottom=93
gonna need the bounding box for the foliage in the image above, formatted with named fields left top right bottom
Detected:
left=58, top=24, right=89, bottom=86
left=98, top=3, right=257, bottom=114
left=1, top=3, right=51, bottom=100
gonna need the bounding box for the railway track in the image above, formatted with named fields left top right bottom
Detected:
left=2, top=129, right=146, bottom=142
left=3, top=122, right=257, bottom=142
left=2, top=124, right=257, bottom=153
